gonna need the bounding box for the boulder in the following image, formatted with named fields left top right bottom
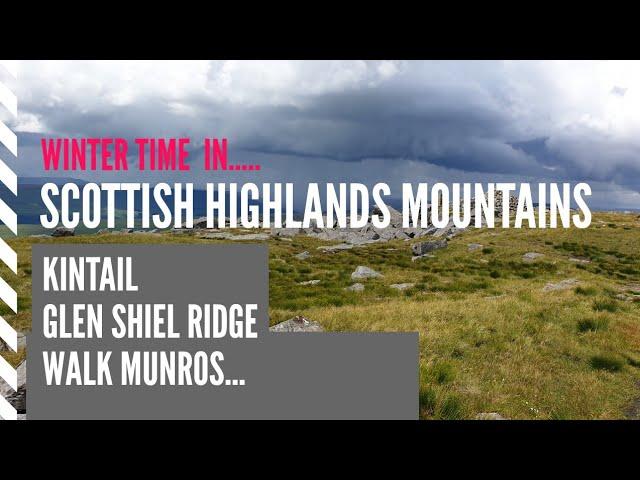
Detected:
left=372, top=205, right=403, bottom=227
left=298, top=279, right=320, bottom=285
left=468, top=243, right=483, bottom=252
left=294, top=251, right=310, bottom=260
left=228, top=233, right=269, bottom=241
left=317, top=243, right=353, bottom=252
left=269, top=316, right=324, bottom=332
left=51, top=227, right=74, bottom=237
left=390, top=283, right=415, bottom=290
left=569, top=257, right=590, bottom=264
left=411, top=240, right=447, bottom=256
left=475, top=412, right=506, bottom=420
left=542, top=278, right=579, bottom=292
left=351, top=266, right=382, bottom=280
left=271, top=227, right=303, bottom=238
left=523, top=252, right=544, bottom=261
left=345, top=283, right=365, bottom=292
left=192, top=216, right=209, bottom=228
left=432, top=220, right=456, bottom=238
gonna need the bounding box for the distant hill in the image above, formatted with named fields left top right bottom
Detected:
left=0, top=177, right=257, bottom=225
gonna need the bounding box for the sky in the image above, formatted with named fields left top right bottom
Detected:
left=2, top=60, right=639, bottom=210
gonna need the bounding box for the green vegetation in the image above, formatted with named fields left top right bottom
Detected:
left=590, top=354, right=626, bottom=372
left=577, top=317, right=609, bottom=333
left=1, top=211, right=639, bottom=419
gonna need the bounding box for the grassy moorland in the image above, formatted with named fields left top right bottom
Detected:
left=1, top=212, right=639, bottom=419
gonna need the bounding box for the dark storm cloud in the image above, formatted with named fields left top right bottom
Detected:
left=9, top=61, right=640, bottom=207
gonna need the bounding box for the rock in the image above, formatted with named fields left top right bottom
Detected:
left=390, top=283, right=415, bottom=291
left=523, top=252, right=544, bottom=261
left=298, top=279, right=320, bottom=285
left=120, top=228, right=134, bottom=234
left=269, top=316, right=324, bottom=332
left=372, top=205, right=403, bottom=227
left=475, top=412, right=506, bottom=420
left=543, top=278, right=579, bottom=292
left=51, top=227, right=74, bottom=237
left=432, top=220, right=455, bottom=238
left=351, top=266, right=383, bottom=280
left=344, top=231, right=379, bottom=245
left=177, top=217, right=209, bottom=229
left=345, top=283, right=365, bottom=292
left=294, top=251, right=310, bottom=260
left=228, top=233, right=270, bottom=241
left=0, top=360, right=26, bottom=414
left=615, top=293, right=640, bottom=302
left=411, top=240, right=447, bottom=256
left=317, top=243, right=354, bottom=252
left=569, top=257, right=591, bottom=264
left=271, top=227, right=303, bottom=238
left=468, top=243, right=483, bottom=252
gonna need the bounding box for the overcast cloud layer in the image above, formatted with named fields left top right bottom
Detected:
left=2, top=60, right=639, bottom=209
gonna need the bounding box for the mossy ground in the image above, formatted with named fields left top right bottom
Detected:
left=2, top=212, right=639, bottom=419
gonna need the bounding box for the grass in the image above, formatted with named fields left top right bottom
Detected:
left=593, top=299, right=620, bottom=313
left=575, top=286, right=598, bottom=296
left=590, top=354, right=626, bottom=372
left=2, top=211, right=640, bottom=419
left=577, top=317, right=609, bottom=333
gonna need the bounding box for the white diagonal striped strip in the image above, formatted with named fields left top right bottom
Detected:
left=0, top=355, right=16, bottom=391
left=0, top=273, right=17, bottom=313
left=0, top=65, right=18, bottom=420
left=0, top=158, right=17, bottom=195
left=0, top=81, right=17, bottom=117
left=0, top=197, right=17, bottom=235
left=0, top=61, right=18, bottom=79
left=0, top=395, right=17, bottom=420
left=0, top=121, right=17, bottom=157
left=0, top=237, right=17, bottom=273
left=0, top=315, right=17, bottom=351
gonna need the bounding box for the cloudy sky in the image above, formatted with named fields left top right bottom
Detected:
left=2, top=60, right=639, bottom=209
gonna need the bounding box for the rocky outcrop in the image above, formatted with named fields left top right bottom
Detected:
left=543, top=278, right=579, bottom=292
left=345, top=283, right=365, bottom=292
left=269, top=316, right=324, bottom=332
left=411, top=240, right=447, bottom=256
left=390, top=283, right=414, bottom=291
left=351, top=266, right=383, bottom=280
left=51, top=227, right=74, bottom=237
